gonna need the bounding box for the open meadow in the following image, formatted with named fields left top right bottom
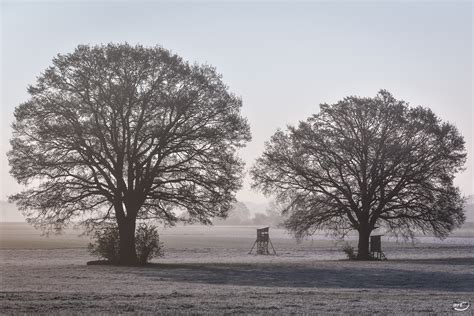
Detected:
left=1, top=223, right=473, bottom=314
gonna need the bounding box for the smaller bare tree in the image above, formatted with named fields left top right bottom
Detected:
left=251, top=90, right=466, bottom=259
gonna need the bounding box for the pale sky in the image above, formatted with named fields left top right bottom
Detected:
left=1, top=1, right=472, bottom=205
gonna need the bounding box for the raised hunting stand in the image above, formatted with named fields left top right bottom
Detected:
left=370, top=234, right=387, bottom=260
left=248, top=227, right=276, bottom=255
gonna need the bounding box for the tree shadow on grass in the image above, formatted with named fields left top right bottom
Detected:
left=390, top=257, right=474, bottom=266
left=127, top=258, right=474, bottom=292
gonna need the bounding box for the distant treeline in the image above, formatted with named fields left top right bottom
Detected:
left=1, top=199, right=474, bottom=224
left=213, top=202, right=285, bottom=227
left=213, top=197, right=474, bottom=226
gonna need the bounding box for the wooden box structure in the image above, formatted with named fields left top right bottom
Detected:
left=248, top=227, right=276, bottom=255
left=370, top=234, right=387, bottom=260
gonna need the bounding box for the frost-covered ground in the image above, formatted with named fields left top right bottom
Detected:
left=1, top=223, right=473, bottom=314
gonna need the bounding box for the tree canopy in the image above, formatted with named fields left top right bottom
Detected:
left=8, top=43, right=251, bottom=264
left=251, top=90, right=466, bottom=259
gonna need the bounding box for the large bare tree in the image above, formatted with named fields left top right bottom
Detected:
left=251, top=90, right=466, bottom=259
left=8, top=43, right=251, bottom=265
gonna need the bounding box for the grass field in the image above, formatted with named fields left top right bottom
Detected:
left=1, top=223, right=473, bottom=314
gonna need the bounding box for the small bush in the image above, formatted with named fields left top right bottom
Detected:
left=135, top=223, right=164, bottom=265
left=341, top=243, right=357, bottom=260
left=87, top=224, right=120, bottom=264
left=88, top=222, right=164, bottom=265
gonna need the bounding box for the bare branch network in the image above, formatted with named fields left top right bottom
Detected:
left=8, top=43, right=466, bottom=262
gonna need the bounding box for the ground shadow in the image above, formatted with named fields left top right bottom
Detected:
left=120, top=258, right=474, bottom=292
left=390, top=257, right=474, bottom=266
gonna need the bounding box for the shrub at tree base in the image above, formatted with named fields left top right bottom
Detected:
left=341, top=243, right=357, bottom=260
left=88, top=223, right=163, bottom=265
left=87, top=225, right=120, bottom=264
left=135, top=223, right=164, bottom=265
left=341, top=243, right=381, bottom=260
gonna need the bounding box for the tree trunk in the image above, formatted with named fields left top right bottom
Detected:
left=357, top=227, right=371, bottom=260
left=117, top=218, right=138, bottom=265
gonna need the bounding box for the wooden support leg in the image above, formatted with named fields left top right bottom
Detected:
left=248, top=240, right=257, bottom=254
left=269, top=239, right=277, bottom=255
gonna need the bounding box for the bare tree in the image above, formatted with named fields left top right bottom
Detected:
left=251, top=90, right=466, bottom=259
left=8, top=43, right=251, bottom=265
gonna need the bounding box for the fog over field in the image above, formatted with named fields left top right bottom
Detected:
left=2, top=198, right=474, bottom=224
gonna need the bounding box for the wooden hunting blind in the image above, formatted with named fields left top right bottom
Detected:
left=370, top=234, right=387, bottom=260
left=248, top=227, right=276, bottom=255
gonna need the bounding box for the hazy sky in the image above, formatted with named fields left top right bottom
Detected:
left=1, top=1, right=472, bottom=206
